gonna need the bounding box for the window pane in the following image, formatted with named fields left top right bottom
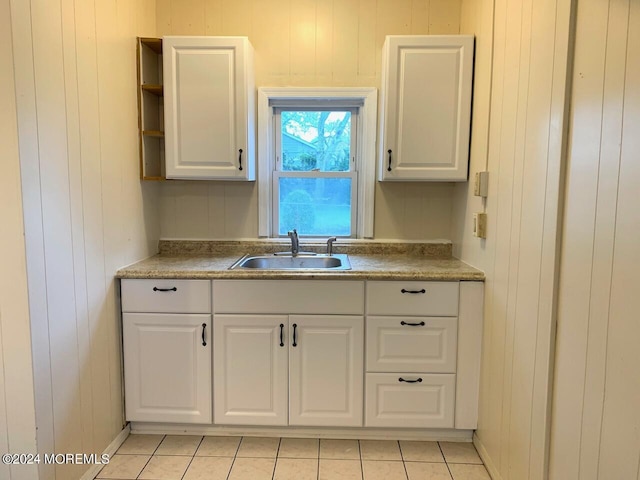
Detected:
left=278, top=177, right=352, bottom=236
left=280, top=111, right=351, bottom=172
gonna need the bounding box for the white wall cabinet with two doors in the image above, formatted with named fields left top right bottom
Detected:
left=120, top=278, right=482, bottom=432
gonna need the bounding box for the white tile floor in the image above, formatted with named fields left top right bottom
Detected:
left=96, top=434, right=491, bottom=480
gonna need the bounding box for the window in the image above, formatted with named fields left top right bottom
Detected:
left=273, top=108, right=358, bottom=237
left=257, top=88, right=378, bottom=239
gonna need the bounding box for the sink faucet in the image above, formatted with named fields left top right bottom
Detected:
left=288, top=229, right=299, bottom=256
left=326, top=237, right=337, bottom=256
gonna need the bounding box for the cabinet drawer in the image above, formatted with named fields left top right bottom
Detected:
left=366, top=281, right=458, bottom=316
left=365, top=373, right=455, bottom=428
left=121, top=279, right=211, bottom=313
left=366, top=316, right=457, bottom=373
left=213, top=280, right=364, bottom=314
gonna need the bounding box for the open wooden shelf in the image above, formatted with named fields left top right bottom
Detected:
left=141, top=84, right=163, bottom=96
left=139, top=37, right=162, bottom=54
left=143, top=130, right=165, bottom=137
left=137, top=37, right=165, bottom=180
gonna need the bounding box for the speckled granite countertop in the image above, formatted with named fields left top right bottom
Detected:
left=116, top=240, right=485, bottom=281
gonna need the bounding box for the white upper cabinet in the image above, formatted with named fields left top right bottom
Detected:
left=163, top=36, right=255, bottom=180
left=378, top=35, right=474, bottom=181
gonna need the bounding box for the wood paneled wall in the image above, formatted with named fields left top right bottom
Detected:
left=9, top=0, right=159, bottom=478
left=156, top=0, right=462, bottom=240
left=0, top=0, right=39, bottom=479
left=455, top=0, right=573, bottom=479
left=549, top=0, right=640, bottom=478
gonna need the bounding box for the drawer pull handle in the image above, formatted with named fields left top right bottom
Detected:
left=399, top=377, right=423, bottom=383
left=279, top=323, right=285, bottom=347
left=238, top=149, right=243, bottom=171
left=387, top=149, right=392, bottom=171
left=292, top=323, right=298, bottom=347
left=401, top=288, right=426, bottom=294
left=153, top=287, right=177, bottom=292
left=201, top=323, right=207, bottom=347
left=400, top=321, right=425, bottom=327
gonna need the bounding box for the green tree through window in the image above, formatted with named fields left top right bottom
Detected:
left=275, top=109, right=357, bottom=237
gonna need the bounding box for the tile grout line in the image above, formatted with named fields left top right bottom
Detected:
left=225, top=436, right=243, bottom=480
left=316, top=438, right=320, bottom=480
left=178, top=435, right=205, bottom=480
left=270, top=437, right=282, bottom=480
left=357, top=439, right=364, bottom=480
left=132, top=434, right=165, bottom=480
left=437, top=441, right=455, bottom=480
left=398, top=440, right=411, bottom=480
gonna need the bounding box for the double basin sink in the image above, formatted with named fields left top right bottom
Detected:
left=229, top=253, right=351, bottom=271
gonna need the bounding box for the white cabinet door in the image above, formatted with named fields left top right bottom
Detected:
left=289, top=316, right=364, bottom=427
left=213, top=315, right=288, bottom=426
left=123, top=313, right=211, bottom=424
left=163, top=36, right=255, bottom=180
left=379, top=35, right=474, bottom=181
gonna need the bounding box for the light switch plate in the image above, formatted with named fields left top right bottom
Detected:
left=474, top=171, right=489, bottom=197
left=473, top=213, right=487, bottom=239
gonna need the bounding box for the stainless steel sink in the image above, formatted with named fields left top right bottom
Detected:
left=229, top=253, right=351, bottom=270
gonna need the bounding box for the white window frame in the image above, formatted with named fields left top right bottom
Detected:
left=257, top=87, right=377, bottom=238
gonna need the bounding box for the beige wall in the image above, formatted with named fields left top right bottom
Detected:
left=456, top=0, right=573, bottom=479
left=549, top=0, right=640, bottom=478
left=0, top=1, right=39, bottom=479
left=452, top=0, right=493, bottom=269
left=156, top=0, right=462, bottom=240
left=9, top=0, right=159, bottom=478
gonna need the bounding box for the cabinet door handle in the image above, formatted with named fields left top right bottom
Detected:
left=292, top=323, right=297, bottom=347
left=238, top=149, right=243, bottom=171
left=401, top=288, right=426, bottom=294
left=387, top=149, right=392, bottom=171
left=399, top=377, right=423, bottom=383
left=153, top=287, right=177, bottom=292
left=201, top=323, right=207, bottom=347
left=279, top=323, right=284, bottom=347
left=400, top=321, right=425, bottom=326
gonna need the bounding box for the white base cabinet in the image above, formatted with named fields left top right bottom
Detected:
left=289, top=315, right=363, bottom=427
left=121, top=279, right=212, bottom=424
left=365, top=373, right=455, bottom=428
left=213, top=313, right=364, bottom=427
left=120, top=278, right=483, bottom=431
left=123, top=313, right=212, bottom=424
left=213, top=315, right=288, bottom=426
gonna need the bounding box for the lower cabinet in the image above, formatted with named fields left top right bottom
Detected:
left=213, top=315, right=288, bottom=425
left=120, top=278, right=483, bottom=431
left=122, top=313, right=212, bottom=424
left=289, top=315, right=364, bottom=427
left=214, top=314, right=364, bottom=427
left=365, top=373, right=455, bottom=428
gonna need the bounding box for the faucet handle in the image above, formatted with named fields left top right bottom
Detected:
left=326, top=237, right=337, bottom=256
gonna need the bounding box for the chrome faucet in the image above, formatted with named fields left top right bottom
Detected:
left=326, top=237, right=337, bottom=256
left=288, top=229, right=299, bottom=256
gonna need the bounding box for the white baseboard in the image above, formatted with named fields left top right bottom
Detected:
left=81, top=425, right=130, bottom=480
left=473, top=432, right=503, bottom=480
left=129, top=422, right=474, bottom=442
